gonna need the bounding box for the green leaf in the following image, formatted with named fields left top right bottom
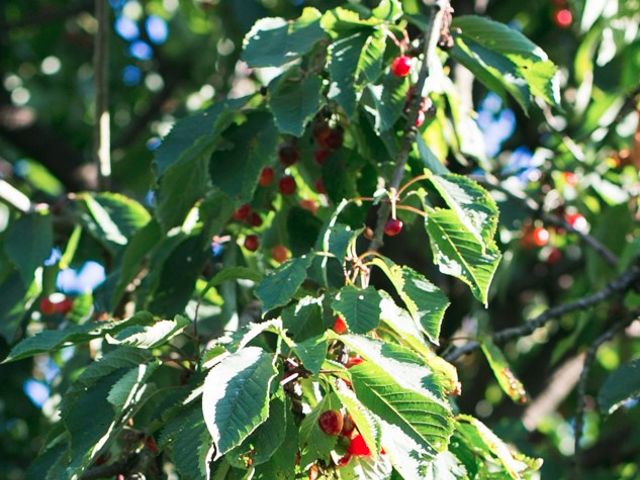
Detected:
left=450, top=16, right=560, bottom=113
left=371, top=258, right=449, bottom=344
left=425, top=208, right=501, bottom=306
left=427, top=173, right=499, bottom=248
left=160, top=406, right=213, bottom=480
left=209, top=111, right=278, bottom=204
left=253, top=400, right=299, bottom=478
left=331, top=285, right=382, bottom=334
left=241, top=7, right=326, bottom=68
left=416, top=135, right=450, bottom=175
left=268, top=70, right=322, bottom=137
left=228, top=396, right=287, bottom=468
left=4, top=311, right=154, bottom=362
left=4, top=211, right=52, bottom=284
left=202, top=347, right=278, bottom=459
left=293, top=335, right=328, bottom=374
left=480, top=337, right=528, bottom=404
left=326, top=30, right=385, bottom=115
left=106, top=315, right=190, bottom=349
left=453, top=415, right=542, bottom=479
left=371, top=0, right=403, bottom=22
left=0, top=270, right=30, bottom=341
left=255, top=254, right=313, bottom=312
left=598, top=357, right=640, bottom=414
left=362, top=73, right=410, bottom=134
left=200, top=266, right=263, bottom=300
left=106, top=361, right=160, bottom=413
left=281, top=295, right=325, bottom=341
left=349, top=359, right=454, bottom=454
left=299, top=392, right=341, bottom=464
left=154, top=97, right=248, bottom=230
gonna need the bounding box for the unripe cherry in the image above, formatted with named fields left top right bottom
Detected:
left=244, top=235, right=259, bottom=252
left=341, top=414, right=356, bottom=437
left=271, top=245, right=289, bottom=263
left=258, top=167, right=274, bottom=187
left=384, top=218, right=403, bottom=237
left=391, top=55, right=412, bottom=77
left=299, top=199, right=318, bottom=215
left=279, top=176, right=296, bottom=195
left=318, top=409, right=343, bottom=436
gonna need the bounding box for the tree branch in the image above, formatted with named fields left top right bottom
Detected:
left=80, top=454, right=138, bottom=480
left=93, top=0, right=111, bottom=190
left=369, top=0, right=449, bottom=251
left=573, top=308, right=640, bottom=479
left=444, top=265, right=640, bottom=362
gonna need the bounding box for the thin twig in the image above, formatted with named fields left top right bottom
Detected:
left=369, top=0, right=449, bottom=251
left=0, top=179, right=35, bottom=212
left=93, top=0, right=111, bottom=190
left=573, top=309, right=640, bottom=479
left=444, top=265, right=640, bottom=362
left=472, top=174, right=619, bottom=268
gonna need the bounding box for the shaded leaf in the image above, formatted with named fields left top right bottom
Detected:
left=4, top=212, right=52, bottom=284
left=598, top=357, right=640, bottom=414
left=331, top=285, right=382, bottom=334
left=255, top=254, right=313, bottom=312
left=268, top=70, right=323, bottom=137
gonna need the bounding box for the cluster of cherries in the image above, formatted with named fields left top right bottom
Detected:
left=39, top=294, right=73, bottom=316
left=317, top=409, right=376, bottom=467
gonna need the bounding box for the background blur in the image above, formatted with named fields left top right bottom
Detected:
left=1, top=0, right=639, bottom=479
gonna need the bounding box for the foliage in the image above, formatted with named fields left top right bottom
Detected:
left=0, top=0, right=639, bottom=479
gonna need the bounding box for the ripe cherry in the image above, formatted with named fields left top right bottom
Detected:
left=249, top=212, right=263, bottom=227
left=347, top=434, right=371, bottom=457
left=337, top=454, right=351, bottom=467
left=345, top=356, right=364, bottom=369
left=278, top=144, right=300, bottom=166
left=325, top=128, right=344, bottom=150
left=258, top=167, right=274, bottom=187
left=232, top=204, right=251, bottom=221
left=318, top=410, right=344, bottom=436
left=391, top=55, right=412, bottom=77
left=547, top=247, right=562, bottom=265
left=415, top=110, right=425, bottom=128
left=313, top=122, right=332, bottom=146
left=565, top=213, right=588, bottom=232
left=333, top=315, right=347, bottom=334
left=341, top=414, right=355, bottom=438
left=553, top=8, right=572, bottom=28
left=384, top=218, right=403, bottom=237
left=314, top=148, right=330, bottom=166
left=279, top=176, right=296, bottom=195
left=315, top=178, right=326, bottom=195
left=244, top=235, right=259, bottom=252
left=271, top=245, right=289, bottom=263
left=299, top=199, right=318, bottom=215
left=562, top=171, right=577, bottom=186
left=39, top=298, right=57, bottom=316
left=145, top=436, right=158, bottom=454
left=522, top=226, right=549, bottom=248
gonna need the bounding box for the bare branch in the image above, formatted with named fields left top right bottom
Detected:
left=93, top=0, right=111, bottom=190
left=444, top=265, right=640, bottom=362
left=369, top=0, right=450, bottom=251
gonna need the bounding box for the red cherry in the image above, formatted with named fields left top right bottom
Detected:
left=58, top=298, right=74, bottom=315
left=391, top=55, right=412, bottom=77
left=244, top=235, right=259, bottom=252
left=337, top=454, right=351, bottom=467
left=565, top=213, right=588, bottom=232
left=532, top=227, right=549, bottom=247
left=258, top=167, right=274, bottom=187
left=279, top=176, right=296, bottom=195
left=232, top=204, right=251, bottom=221
left=299, top=199, right=318, bottom=215
left=547, top=247, right=562, bottom=265
left=278, top=144, right=299, bottom=166
left=271, top=245, right=289, bottom=263
left=249, top=212, right=263, bottom=227
left=313, top=122, right=332, bottom=146
left=39, top=298, right=57, bottom=315
left=314, top=148, right=330, bottom=166
left=341, top=414, right=355, bottom=438
left=333, top=315, right=347, bottom=334
left=554, top=8, right=572, bottom=28
left=345, top=356, right=364, bottom=369
left=347, top=434, right=371, bottom=456
left=415, top=110, right=425, bottom=127
left=562, top=171, right=577, bottom=186
left=315, top=178, right=326, bottom=195
left=318, top=410, right=344, bottom=436
left=325, top=128, right=343, bottom=150
left=384, top=218, right=403, bottom=237
left=145, top=436, right=158, bottom=453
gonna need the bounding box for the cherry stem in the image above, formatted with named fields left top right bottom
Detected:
left=382, top=26, right=404, bottom=52
left=397, top=173, right=431, bottom=197
left=396, top=204, right=429, bottom=218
